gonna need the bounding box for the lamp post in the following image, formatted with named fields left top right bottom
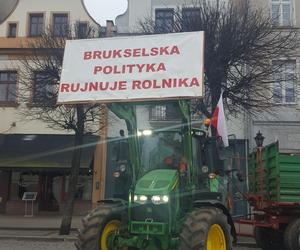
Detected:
left=254, top=131, right=265, bottom=148
left=254, top=131, right=265, bottom=205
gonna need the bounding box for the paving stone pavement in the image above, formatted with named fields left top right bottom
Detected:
left=0, top=215, right=259, bottom=249
left=0, top=239, right=76, bottom=250
left=0, top=240, right=261, bottom=250
left=0, top=215, right=82, bottom=230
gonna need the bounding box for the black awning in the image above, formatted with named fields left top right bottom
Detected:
left=0, top=134, right=98, bottom=170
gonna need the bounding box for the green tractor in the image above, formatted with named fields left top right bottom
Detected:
left=76, top=100, right=236, bottom=250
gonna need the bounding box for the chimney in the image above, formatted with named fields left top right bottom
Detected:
left=106, top=20, right=115, bottom=37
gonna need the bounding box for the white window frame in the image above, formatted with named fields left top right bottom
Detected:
left=272, top=60, right=297, bottom=104
left=270, top=0, right=295, bottom=26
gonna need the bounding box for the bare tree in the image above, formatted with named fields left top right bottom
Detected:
left=139, top=0, right=298, bottom=117
left=17, top=23, right=103, bottom=235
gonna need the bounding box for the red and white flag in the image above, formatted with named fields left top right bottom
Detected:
left=211, top=92, right=229, bottom=147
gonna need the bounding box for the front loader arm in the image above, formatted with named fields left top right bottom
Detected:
left=109, top=103, right=141, bottom=185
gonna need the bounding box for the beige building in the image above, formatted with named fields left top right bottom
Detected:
left=0, top=0, right=101, bottom=215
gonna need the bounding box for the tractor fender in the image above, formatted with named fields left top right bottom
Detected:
left=193, top=200, right=237, bottom=244
left=97, top=198, right=127, bottom=206
left=97, top=198, right=128, bottom=223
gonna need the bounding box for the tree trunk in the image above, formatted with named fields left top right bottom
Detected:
left=59, top=105, right=85, bottom=235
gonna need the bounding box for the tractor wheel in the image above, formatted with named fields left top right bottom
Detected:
left=179, top=207, right=233, bottom=250
left=284, top=219, right=300, bottom=250
left=75, top=202, right=127, bottom=250
left=254, top=227, right=284, bottom=250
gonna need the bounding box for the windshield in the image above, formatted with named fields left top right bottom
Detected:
left=140, top=131, right=183, bottom=171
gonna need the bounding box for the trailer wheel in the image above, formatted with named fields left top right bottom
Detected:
left=179, top=207, right=233, bottom=250
left=254, top=227, right=284, bottom=250
left=75, top=202, right=127, bottom=250
left=284, top=219, right=300, bottom=250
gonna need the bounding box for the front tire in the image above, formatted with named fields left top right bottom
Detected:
left=75, top=202, right=126, bottom=250
left=179, top=207, right=233, bottom=250
left=284, top=219, right=300, bottom=250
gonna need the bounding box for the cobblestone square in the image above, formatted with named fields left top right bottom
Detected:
left=0, top=239, right=260, bottom=250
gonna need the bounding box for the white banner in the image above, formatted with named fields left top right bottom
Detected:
left=57, top=31, right=204, bottom=104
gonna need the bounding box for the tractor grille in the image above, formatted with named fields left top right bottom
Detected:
left=132, top=203, right=169, bottom=223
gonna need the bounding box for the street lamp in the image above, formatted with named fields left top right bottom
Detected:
left=254, top=131, right=265, bottom=201
left=254, top=131, right=265, bottom=148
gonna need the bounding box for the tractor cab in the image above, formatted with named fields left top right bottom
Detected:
left=140, top=130, right=183, bottom=172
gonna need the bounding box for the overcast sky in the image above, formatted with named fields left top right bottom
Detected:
left=84, top=0, right=128, bottom=26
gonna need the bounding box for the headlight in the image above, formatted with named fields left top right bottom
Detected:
left=202, top=166, right=209, bottom=173
left=151, top=195, right=169, bottom=205
left=134, top=195, right=148, bottom=204
left=113, top=171, right=120, bottom=178
left=119, top=164, right=126, bottom=172
left=142, top=130, right=152, bottom=136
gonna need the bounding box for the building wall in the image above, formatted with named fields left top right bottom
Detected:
left=115, top=0, right=248, bottom=139
left=116, top=0, right=200, bottom=33
left=0, top=0, right=99, bottom=135
left=248, top=1, right=300, bottom=152
left=0, top=1, right=109, bottom=214
left=0, top=0, right=98, bottom=36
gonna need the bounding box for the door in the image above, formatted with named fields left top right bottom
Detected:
left=230, top=139, right=248, bottom=218
left=0, top=171, right=10, bottom=213
left=39, top=173, right=59, bottom=211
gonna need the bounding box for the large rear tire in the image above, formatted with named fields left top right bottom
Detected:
left=179, top=207, right=233, bottom=250
left=75, top=202, right=126, bottom=250
left=284, top=219, right=300, bottom=250
left=254, top=227, right=284, bottom=250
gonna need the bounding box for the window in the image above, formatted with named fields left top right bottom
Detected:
left=155, top=9, right=174, bottom=33
left=271, top=0, right=293, bottom=26
left=32, top=72, right=56, bottom=105
left=77, top=22, right=88, bottom=39
left=53, top=14, right=68, bottom=37
left=74, top=175, right=92, bottom=200
left=149, top=104, right=180, bottom=121
left=273, top=61, right=296, bottom=104
left=29, top=14, right=44, bottom=36
left=0, top=71, right=17, bottom=103
left=182, top=8, right=200, bottom=31
left=8, top=23, right=17, bottom=37
left=10, top=172, right=39, bottom=200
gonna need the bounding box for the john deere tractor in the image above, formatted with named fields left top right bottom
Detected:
left=76, top=100, right=236, bottom=250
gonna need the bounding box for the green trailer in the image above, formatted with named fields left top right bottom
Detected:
left=247, top=141, right=300, bottom=250
left=249, top=141, right=300, bottom=202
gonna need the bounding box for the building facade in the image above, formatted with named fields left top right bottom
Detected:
left=249, top=0, right=300, bottom=152
left=0, top=0, right=100, bottom=215
left=115, top=0, right=249, bottom=139
left=116, top=0, right=300, bottom=151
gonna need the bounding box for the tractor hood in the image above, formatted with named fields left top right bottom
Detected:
left=135, top=169, right=178, bottom=195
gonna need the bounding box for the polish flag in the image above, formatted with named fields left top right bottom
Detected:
left=211, top=92, right=229, bottom=147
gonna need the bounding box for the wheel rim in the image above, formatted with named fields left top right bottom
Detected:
left=207, top=224, right=226, bottom=250
left=100, top=220, right=120, bottom=250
